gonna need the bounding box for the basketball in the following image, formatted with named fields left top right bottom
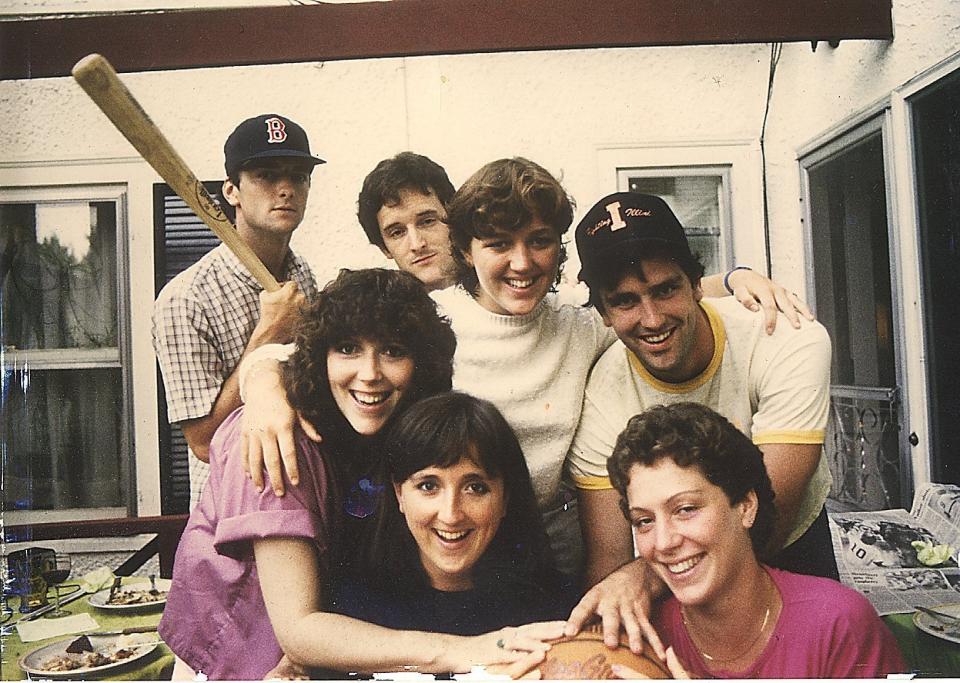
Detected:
left=538, top=627, right=671, bottom=679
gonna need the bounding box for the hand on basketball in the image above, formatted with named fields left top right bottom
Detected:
left=565, top=560, right=665, bottom=658
left=457, top=621, right=565, bottom=676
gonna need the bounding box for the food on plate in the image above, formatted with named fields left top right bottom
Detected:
left=106, top=587, right=168, bottom=605
left=40, top=648, right=139, bottom=672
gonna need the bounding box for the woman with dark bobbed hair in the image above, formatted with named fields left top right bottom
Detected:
left=159, top=270, right=563, bottom=680
left=607, top=402, right=905, bottom=679
left=333, top=392, right=569, bottom=632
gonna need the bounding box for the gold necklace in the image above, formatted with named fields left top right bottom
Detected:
left=682, top=604, right=771, bottom=664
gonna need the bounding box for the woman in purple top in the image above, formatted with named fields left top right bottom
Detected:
left=158, top=269, right=565, bottom=680
left=606, top=403, right=907, bottom=679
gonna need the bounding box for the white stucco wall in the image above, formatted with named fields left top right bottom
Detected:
left=1, top=44, right=775, bottom=285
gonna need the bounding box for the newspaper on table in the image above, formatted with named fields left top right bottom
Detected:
left=828, top=483, right=960, bottom=615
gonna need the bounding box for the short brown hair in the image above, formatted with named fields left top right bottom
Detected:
left=608, top=402, right=776, bottom=557
left=357, top=152, right=455, bottom=250
left=446, top=157, right=573, bottom=294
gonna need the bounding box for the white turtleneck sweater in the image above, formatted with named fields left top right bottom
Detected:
left=432, top=287, right=616, bottom=513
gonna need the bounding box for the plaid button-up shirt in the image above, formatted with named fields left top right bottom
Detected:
left=152, top=243, right=317, bottom=506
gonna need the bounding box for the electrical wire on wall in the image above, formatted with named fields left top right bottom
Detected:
left=759, top=42, right=782, bottom=278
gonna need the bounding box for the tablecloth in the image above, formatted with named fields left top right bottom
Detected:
left=1, top=579, right=174, bottom=681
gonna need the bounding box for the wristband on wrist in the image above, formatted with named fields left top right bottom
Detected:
left=723, top=266, right=752, bottom=294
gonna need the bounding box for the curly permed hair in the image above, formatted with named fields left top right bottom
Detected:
left=282, top=268, right=456, bottom=436
left=607, top=402, right=776, bottom=558
left=446, top=157, right=574, bottom=295
left=357, top=152, right=456, bottom=251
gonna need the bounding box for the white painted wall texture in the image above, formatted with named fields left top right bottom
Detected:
left=2, top=0, right=959, bottom=508
left=2, top=44, right=775, bottom=287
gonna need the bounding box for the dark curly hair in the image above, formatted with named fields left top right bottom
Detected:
left=446, top=158, right=573, bottom=296
left=608, top=403, right=776, bottom=558
left=282, top=269, right=456, bottom=442
left=366, top=392, right=559, bottom=593
left=357, top=152, right=456, bottom=250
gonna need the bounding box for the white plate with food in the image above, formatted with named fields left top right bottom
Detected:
left=913, top=603, right=960, bottom=644
left=88, top=578, right=171, bottom=611
left=19, top=633, right=159, bottom=679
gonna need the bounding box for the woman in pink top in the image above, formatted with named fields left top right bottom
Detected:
left=606, top=402, right=907, bottom=679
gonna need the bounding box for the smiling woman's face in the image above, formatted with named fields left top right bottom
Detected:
left=464, top=219, right=561, bottom=316
left=625, top=458, right=757, bottom=608
left=393, top=454, right=507, bottom=592
left=326, top=337, right=414, bottom=435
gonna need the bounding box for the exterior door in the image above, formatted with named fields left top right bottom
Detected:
left=802, top=120, right=908, bottom=511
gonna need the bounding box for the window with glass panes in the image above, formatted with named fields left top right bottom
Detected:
left=2, top=187, right=129, bottom=516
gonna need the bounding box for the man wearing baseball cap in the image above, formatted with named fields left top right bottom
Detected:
left=153, top=114, right=323, bottom=506
left=566, top=192, right=837, bottom=591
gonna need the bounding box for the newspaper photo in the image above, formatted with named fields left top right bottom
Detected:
left=829, top=483, right=960, bottom=615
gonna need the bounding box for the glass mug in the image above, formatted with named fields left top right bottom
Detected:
left=7, top=547, right=56, bottom=613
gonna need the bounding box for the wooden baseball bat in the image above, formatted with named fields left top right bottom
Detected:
left=71, top=53, right=280, bottom=292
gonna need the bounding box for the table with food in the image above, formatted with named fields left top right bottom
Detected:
left=1, top=574, right=174, bottom=680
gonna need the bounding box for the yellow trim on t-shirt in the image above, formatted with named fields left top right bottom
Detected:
left=753, top=429, right=826, bottom=445
left=627, top=299, right=726, bottom=394
left=572, top=475, right=614, bottom=490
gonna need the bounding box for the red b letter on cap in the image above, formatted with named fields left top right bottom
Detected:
left=264, top=117, right=287, bottom=144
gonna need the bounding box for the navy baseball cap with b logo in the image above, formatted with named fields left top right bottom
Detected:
left=575, top=192, right=692, bottom=283
left=224, top=114, right=325, bottom=177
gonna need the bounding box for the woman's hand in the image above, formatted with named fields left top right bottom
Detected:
left=240, top=358, right=321, bottom=496
left=565, top=560, right=665, bottom=659
left=449, top=621, right=566, bottom=676
left=725, top=268, right=814, bottom=334
left=612, top=646, right=690, bottom=679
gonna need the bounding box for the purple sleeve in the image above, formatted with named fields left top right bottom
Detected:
left=207, top=409, right=335, bottom=559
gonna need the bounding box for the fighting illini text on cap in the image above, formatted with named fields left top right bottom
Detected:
left=575, top=192, right=692, bottom=284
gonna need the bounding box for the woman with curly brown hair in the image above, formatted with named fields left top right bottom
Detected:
left=158, top=269, right=564, bottom=680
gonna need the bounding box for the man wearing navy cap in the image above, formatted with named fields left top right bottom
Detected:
left=153, top=114, right=323, bottom=505
left=566, top=192, right=837, bottom=596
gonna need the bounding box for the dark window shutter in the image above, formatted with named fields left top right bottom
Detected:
left=153, top=182, right=223, bottom=513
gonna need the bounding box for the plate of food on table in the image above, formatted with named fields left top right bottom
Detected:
left=88, top=576, right=170, bottom=611
left=19, top=633, right=159, bottom=679
left=913, top=603, right=960, bottom=644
